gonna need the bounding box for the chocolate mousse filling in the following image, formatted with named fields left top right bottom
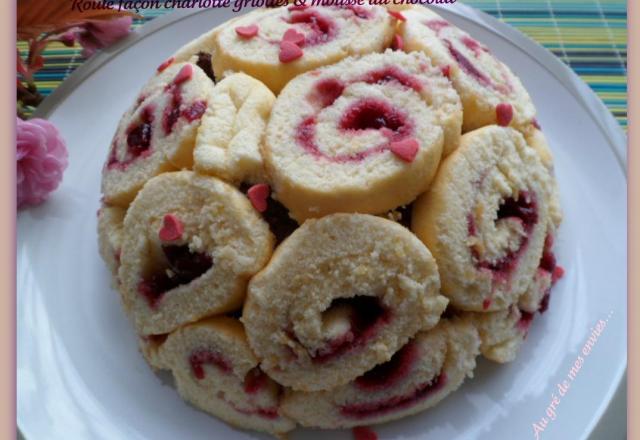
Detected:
left=137, top=244, right=213, bottom=308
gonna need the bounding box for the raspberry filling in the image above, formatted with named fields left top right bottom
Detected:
left=441, top=64, right=452, bottom=79
left=137, top=244, right=213, bottom=308
left=461, top=35, right=487, bottom=56
left=126, top=110, right=154, bottom=156
left=360, top=66, right=423, bottom=92
left=162, top=65, right=207, bottom=135
left=307, top=65, right=423, bottom=110
left=423, top=18, right=514, bottom=95
left=287, top=10, right=337, bottom=46
left=340, top=98, right=406, bottom=133
left=537, top=234, right=564, bottom=313
left=497, top=193, right=538, bottom=225
left=107, top=106, right=155, bottom=170
left=470, top=192, right=538, bottom=277
left=448, top=39, right=513, bottom=95
left=162, top=87, right=207, bottom=135
left=296, top=98, right=413, bottom=163
left=355, top=340, right=418, bottom=392
left=189, top=348, right=232, bottom=379
left=311, top=296, right=390, bottom=364
left=340, top=372, right=447, bottom=419
left=540, top=235, right=557, bottom=274
left=243, top=367, right=270, bottom=394
left=308, top=78, right=345, bottom=108
left=298, top=66, right=422, bottom=162
left=517, top=311, right=535, bottom=332
left=445, top=40, right=493, bottom=88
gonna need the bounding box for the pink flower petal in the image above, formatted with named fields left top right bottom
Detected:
left=16, top=117, right=68, bottom=209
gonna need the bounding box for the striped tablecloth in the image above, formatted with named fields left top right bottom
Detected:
left=18, top=0, right=628, bottom=130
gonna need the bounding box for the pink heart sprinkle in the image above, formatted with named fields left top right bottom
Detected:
left=496, top=102, right=514, bottom=126
left=247, top=183, right=270, bottom=213
left=159, top=214, right=184, bottom=241
left=236, top=24, right=259, bottom=39
left=388, top=10, right=406, bottom=21
left=389, top=138, right=419, bottom=162
left=279, top=41, right=303, bottom=63
left=157, top=57, right=174, bottom=73
left=283, top=28, right=305, bottom=46
left=391, top=34, right=403, bottom=51
left=173, top=64, right=193, bottom=85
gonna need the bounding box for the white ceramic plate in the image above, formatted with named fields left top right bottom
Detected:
left=17, top=5, right=627, bottom=440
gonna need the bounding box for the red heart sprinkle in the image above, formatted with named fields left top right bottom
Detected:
left=388, top=10, right=406, bottom=21
left=288, top=4, right=308, bottom=10
left=159, top=214, right=184, bottom=241
left=552, top=266, right=565, bottom=284
left=391, top=34, right=404, bottom=51
left=236, top=24, right=259, bottom=39
left=279, top=41, right=303, bottom=63
left=247, top=183, right=270, bottom=213
left=157, top=57, right=174, bottom=73
left=482, top=298, right=492, bottom=310
left=496, top=102, right=514, bottom=126
left=282, top=28, right=305, bottom=46
left=389, top=138, right=419, bottom=162
left=173, top=64, right=193, bottom=85
left=441, top=64, right=452, bottom=79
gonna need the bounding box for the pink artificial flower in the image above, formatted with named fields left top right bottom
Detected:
left=17, top=117, right=69, bottom=209
left=58, top=31, right=77, bottom=48
left=76, top=17, right=133, bottom=57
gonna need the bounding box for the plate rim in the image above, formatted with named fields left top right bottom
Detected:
left=21, top=4, right=627, bottom=440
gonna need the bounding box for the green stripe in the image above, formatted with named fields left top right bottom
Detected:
left=19, top=1, right=627, bottom=130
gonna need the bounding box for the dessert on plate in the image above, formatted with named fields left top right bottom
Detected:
left=97, top=4, right=564, bottom=436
